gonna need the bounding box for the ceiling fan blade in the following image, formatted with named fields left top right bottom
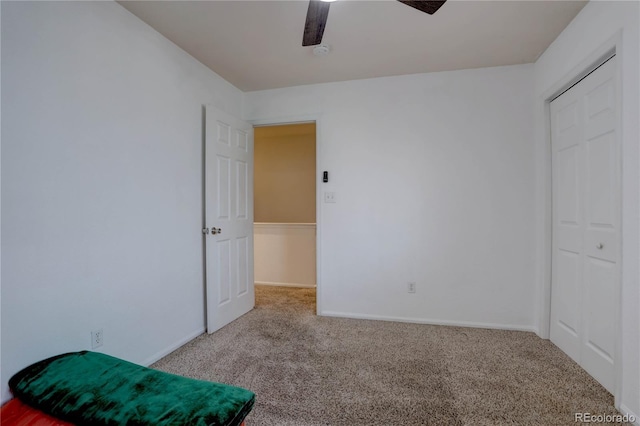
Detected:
left=302, top=0, right=331, bottom=46
left=397, top=0, right=447, bottom=15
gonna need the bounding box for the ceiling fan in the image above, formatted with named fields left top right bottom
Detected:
left=302, top=0, right=447, bottom=46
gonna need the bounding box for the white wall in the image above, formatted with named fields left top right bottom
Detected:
left=533, top=1, right=639, bottom=419
left=254, top=223, right=316, bottom=288
left=1, top=1, right=242, bottom=402
left=244, top=64, right=536, bottom=330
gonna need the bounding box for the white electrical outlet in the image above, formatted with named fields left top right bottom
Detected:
left=408, top=282, right=416, bottom=293
left=91, top=329, right=104, bottom=349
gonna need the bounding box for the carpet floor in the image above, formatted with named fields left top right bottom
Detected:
left=152, top=286, right=627, bottom=425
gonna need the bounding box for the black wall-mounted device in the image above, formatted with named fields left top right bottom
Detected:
left=323, top=171, right=328, bottom=183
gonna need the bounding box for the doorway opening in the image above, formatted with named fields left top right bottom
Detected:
left=253, top=122, right=317, bottom=312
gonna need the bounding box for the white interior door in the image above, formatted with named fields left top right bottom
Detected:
left=204, top=105, right=255, bottom=333
left=550, top=56, right=618, bottom=393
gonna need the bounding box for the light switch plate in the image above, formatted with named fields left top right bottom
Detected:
left=324, top=192, right=336, bottom=203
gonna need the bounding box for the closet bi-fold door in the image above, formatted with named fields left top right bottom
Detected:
left=550, top=56, right=618, bottom=393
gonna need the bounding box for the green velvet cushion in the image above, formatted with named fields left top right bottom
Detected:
left=9, top=351, right=255, bottom=426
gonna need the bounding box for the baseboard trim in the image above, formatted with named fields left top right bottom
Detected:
left=141, top=327, right=205, bottom=367
left=619, top=404, right=639, bottom=426
left=255, top=281, right=316, bottom=289
left=532, top=325, right=547, bottom=339
left=319, top=311, right=537, bottom=332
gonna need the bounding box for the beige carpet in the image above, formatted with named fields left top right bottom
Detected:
left=152, top=286, right=627, bottom=425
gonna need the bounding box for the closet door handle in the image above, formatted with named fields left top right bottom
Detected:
left=596, top=243, right=604, bottom=250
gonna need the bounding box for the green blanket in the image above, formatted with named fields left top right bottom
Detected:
left=9, top=351, right=255, bottom=426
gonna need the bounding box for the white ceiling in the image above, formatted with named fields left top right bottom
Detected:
left=118, top=0, right=587, bottom=92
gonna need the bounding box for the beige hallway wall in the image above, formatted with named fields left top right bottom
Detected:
left=254, top=123, right=316, bottom=223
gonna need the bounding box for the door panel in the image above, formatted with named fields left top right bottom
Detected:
left=217, top=239, right=231, bottom=304
left=205, top=105, right=254, bottom=333
left=218, top=121, right=231, bottom=145
left=556, top=146, right=580, bottom=227
left=550, top=82, right=584, bottom=363
left=217, top=156, right=231, bottom=219
left=584, top=257, right=615, bottom=359
left=580, top=57, right=618, bottom=393
left=550, top=56, right=618, bottom=393
left=237, top=236, right=249, bottom=295
left=586, top=133, right=615, bottom=227
left=583, top=255, right=615, bottom=391
left=236, top=160, right=248, bottom=219
left=585, top=79, right=615, bottom=138
left=551, top=248, right=581, bottom=359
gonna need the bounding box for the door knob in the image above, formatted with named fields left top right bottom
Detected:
left=597, top=243, right=604, bottom=249
left=211, top=228, right=218, bottom=235
left=202, top=228, right=209, bottom=235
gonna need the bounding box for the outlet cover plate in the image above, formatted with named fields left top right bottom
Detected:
left=91, top=329, right=103, bottom=349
